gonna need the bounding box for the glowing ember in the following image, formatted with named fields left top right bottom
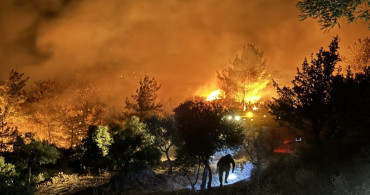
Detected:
left=206, top=89, right=221, bottom=101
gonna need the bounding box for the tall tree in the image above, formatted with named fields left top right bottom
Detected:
left=26, top=80, right=64, bottom=145
left=61, top=84, right=105, bottom=148
left=217, top=44, right=270, bottom=111
left=174, top=98, right=245, bottom=190
left=125, top=76, right=163, bottom=121
left=297, top=0, right=369, bottom=29
left=79, top=125, right=113, bottom=173
left=269, top=37, right=341, bottom=144
left=144, top=115, right=176, bottom=173
left=0, top=70, right=29, bottom=151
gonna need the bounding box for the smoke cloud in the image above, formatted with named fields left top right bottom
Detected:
left=0, top=0, right=368, bottom=108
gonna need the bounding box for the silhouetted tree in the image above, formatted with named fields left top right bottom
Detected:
left=269, top=37, right=341, bottom=144
left=174, top=98, right=245, bottom=190
left=297, top=0, right=369, bottom=29
left=125, top=75, right=163, bottom=121
left=144, top=115, right=176, bottom=173
left=328, top=66, right=370, bottom=138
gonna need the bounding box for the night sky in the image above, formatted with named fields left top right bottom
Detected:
left=0, top=0, right=368, bottom=107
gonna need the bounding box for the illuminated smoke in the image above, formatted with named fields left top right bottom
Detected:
left=0, top=0, right=368, bottom=107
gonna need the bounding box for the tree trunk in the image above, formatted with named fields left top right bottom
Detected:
left=139, top=110, right=143, bottom=121
left=28, top=166, right=32, bottom=185
left=200, top=166, right=208, bottom=190
left=311, top=119, right=322, bottom=145
left=48, top=123, right=51, bottom=144
left=194, top=161, right=201, bottom=189
left=187, top=174, right=195, bottom=190
left=207, top=163, right=212, bottom=189
left=242, top=85, right=246, bottom=111
left=70, top=125, right=74, bottom=149
left=254, top=164, right=261, bottom=193
left=165, top=149, right=173, bottom=173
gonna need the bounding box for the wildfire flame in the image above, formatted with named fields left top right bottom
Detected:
left=201, top=77, right=269, bottom=103
left=245, top=96, right=260, bottom=103
left=206, top=89, right=221, bottom=101
left=240, top=79, right=269, bottom=104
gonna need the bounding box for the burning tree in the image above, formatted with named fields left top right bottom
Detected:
left=0, top=70, right=29, bottom=151
left=26, top=80, right=64, bottom=145
left=217, top=44, right=270, bottom=111
left=61, top=84, right=105, bottom=149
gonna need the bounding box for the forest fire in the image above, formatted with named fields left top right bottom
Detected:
left=206, top=89, right=221, bottom=101
left=204, top=78, right=268, bottom=104
left=0, top=0, right=368, bottom=194
left=240, top=79, right=269, bottom=104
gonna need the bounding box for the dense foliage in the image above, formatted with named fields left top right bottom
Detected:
left=12, top=136, right=60, bottom=185
left=109, top=116, right=161, bottom=171
left=270, top=37, right=370, bottom=144
left=297, top=0, right=369, bottom=29
left=174, top=99, right=245, bottom=189
left=144, top=115, right=176, bottom=173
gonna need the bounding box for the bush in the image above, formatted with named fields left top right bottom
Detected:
left=0, top=156, right=31, bottom=195
left=248, top=140, right=370, bottom=195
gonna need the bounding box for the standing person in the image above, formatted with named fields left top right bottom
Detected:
left=217, top=154, right=235, bottom=186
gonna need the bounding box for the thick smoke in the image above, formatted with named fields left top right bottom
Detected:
left=0, top=0, right=368, bottom=107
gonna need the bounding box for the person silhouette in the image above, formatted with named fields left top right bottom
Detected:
left=217, top=154, right=235, bottom=186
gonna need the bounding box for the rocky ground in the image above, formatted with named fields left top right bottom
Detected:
left=35, top=168, right=191, bottom=195
left=35, top=172, right=111, bottom=195
left=35, top=154, right=251, bottom=194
